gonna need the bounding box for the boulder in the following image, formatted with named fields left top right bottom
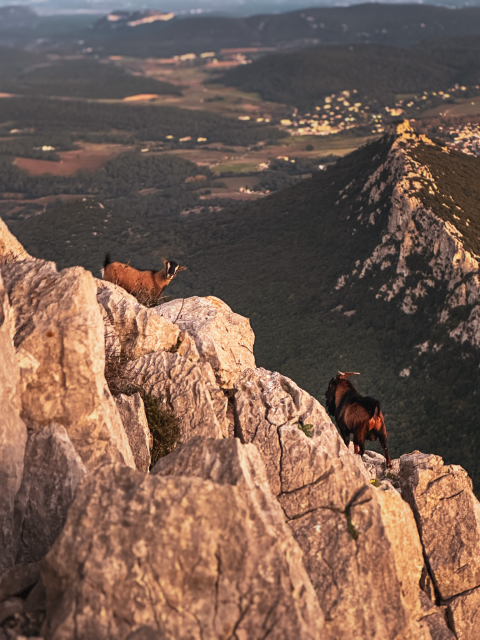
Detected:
left=0, top=563, right=40, bottom=602
left=0, top=597, right=24, bottom=625
left=446, top=585, right=480, bottom=640
left=125, top=331, right=228, bottom=441
left=13, top=424, right=88, bottom=564
left=399, top=452, right=480, bottom=601
left=0, top=218, right=30, bottom=263
left=42, top=462, right=324, bottom=640
left=362, top=449, right=400, bottom=481
left=234, top=367, right=452, bottom=640
left=0, top=271, right=28, bottom=572
left=97, top=279, right=179, bottom=360
left=399, top=452, right=480, bottom=638
left=156, top=296, right=255, bottom=388
left=115, top=393, right=152, bottom=472
left=234, top=367, right=368, bottom=496
left=152, top=436, right=322, bottom=632
left=1, top=259, right=135, bottom=471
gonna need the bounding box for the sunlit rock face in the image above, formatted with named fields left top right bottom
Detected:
left=336, top=121, right=480, bottom=349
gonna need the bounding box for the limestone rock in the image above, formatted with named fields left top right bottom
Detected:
left=152, top=436, right=323, bottom=631
left=0, top=563, right=40, bottom=602
left=0, top=271, right=28, bottom=572
left=14, top=424, right=88, bottom=564
left=125, top=331, right=228, bottom=441
left=156, top=296, right=255, bottom=388
left=234, top=367, right=368, bottom=496
left=362, top=450, right=400, bottom=483
left=115, top=393, right=152, bottom=472
left=24, top=578, right=46, bottom=615
left=0, top=597, right=24, bottom=625
left=0, top=219, right=30, bottom=263
left=399, top=452, right=480, bottom=601
left=446, top=585, right=480, bottom=640
left=42, top=463, right=324, bottom=640
left=97, top=279, right=179, bottom=359
left=374, top=483, right=455, bottom=640
left=234, top=367, right=451, bottom=640
left=1, top=259, right=135, bottom=471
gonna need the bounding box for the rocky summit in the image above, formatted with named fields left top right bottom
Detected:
left=0, top=218, right=479, bottom=640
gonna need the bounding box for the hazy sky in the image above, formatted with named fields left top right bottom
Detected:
left=2, top=0, right=479, bottom=15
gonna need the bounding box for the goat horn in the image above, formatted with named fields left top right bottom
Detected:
left=338, top=370, right=345, bottom=375
left=343, top=372, right=360, bottom=377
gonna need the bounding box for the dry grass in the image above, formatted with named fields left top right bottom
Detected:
left=133, top=291, right=173, bottom=308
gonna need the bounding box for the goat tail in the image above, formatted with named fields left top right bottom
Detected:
left=104, top=252, right=112, bottom=269
left=368, top=403, right=385, bottom=433
left=374, top=405, right=386, bottom=433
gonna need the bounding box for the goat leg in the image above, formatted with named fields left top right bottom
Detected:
left=378, top=433, right=393, bottom=468
left=336, top=418, right=351, bottom=450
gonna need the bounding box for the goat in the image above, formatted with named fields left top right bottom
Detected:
left=325, top=371, right=392, bottom=468
left=102, top=253, right=187, bottom=299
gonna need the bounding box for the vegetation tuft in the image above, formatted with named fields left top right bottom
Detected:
left=104, top=350, right=181, bottom=467
left=345, top=506, right=359, bottom=540
left=298, top=422, right=314, bottom=438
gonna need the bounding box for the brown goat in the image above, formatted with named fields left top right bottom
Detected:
left=325, top=371, right=392, bottom=468
left=102, top=253, right=186, bottom=299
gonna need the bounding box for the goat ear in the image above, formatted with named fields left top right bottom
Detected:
left=177, top=266, right=187, bottom=271
left=162, top=258, right=168, bottom=265
left=342, top=372, right=360, bottom=378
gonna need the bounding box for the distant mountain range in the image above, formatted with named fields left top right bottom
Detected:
left=5, top=3, right=480, bottom=56
left=0, top=6, right=38, bottom=30
left=80, top=4, right=480, bottom=56
left=8, top=122, right=480, bottom=487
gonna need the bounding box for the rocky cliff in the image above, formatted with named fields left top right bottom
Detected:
left=337, top=121, right=480, bottom=350
left=0, top=220, right=479, bottom=640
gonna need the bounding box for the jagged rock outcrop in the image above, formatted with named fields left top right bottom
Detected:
left=156, top=296, right=255, bottom=388
left=234, top=367, right=368, bottom=495
left=337, top=121, right=480, bottom=348
left=362, top=449, right=401, bottom=481
left=114, top=393, right=152, bottom=472
left=97, top=280, right=179, bottom=359
left=234, top=367, right=452, bottom=640
left=0, top=271, right=28, bottom=573
left=125, top=331, right=228, bottom=441
left=400, top=452, right=480, bottom=639
left=41, top=462, right=324, bottom=640
left=0, top=219, right=31, bottom=263
left=13, top=424, right=87, bottom=564
left=1, top=259, right=135, bottom=472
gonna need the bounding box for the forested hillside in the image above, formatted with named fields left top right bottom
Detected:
left=0, top=49, right=181, bottom=100
left=0, top=97, right=283, bottom=147
left=220, top=40, right=480, bottom=107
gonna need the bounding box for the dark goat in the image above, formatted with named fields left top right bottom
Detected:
left=325, top=371, right=392, bottom=468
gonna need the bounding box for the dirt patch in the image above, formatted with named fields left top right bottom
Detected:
left=14, top=143, right=130, bottom=176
